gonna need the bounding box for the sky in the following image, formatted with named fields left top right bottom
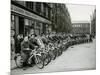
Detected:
left=66, top=4, right=96, bottom=23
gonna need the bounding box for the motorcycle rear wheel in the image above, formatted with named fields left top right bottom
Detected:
left=15, top=55, right=23, bottom=68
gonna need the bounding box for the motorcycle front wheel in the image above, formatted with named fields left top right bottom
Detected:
left=44, top=53, right=51, bottom=66
left=49, top=50, right=56, bottom=60
left=35, top=55, right=44, bottom=69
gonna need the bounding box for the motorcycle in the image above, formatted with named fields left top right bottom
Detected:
left=15, top=47, right=44, bottom=69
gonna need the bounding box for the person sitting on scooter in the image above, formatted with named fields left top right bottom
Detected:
left=21, top=36, right=34, bottom=67
left=29, top=34, right=39, bottom=50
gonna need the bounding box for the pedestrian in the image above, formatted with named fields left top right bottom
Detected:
left=15, top=35, right=22, bottom=54
left=11, top=30, right=15, bottom=60
left=11, top=36, right=15, bottom=60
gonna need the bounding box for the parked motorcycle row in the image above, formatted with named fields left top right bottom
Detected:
left=15, top=33, right=92, bottom=69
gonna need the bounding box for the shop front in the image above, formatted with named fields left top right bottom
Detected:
left=11, top=3, right=51, bottom=37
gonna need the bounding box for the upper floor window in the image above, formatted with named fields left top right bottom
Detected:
left=26, top=2, right=34, bottom=11
left=43, top=3, right=46, bottom=17
left=48, top=8, right=51, bottom=20
left=36, top=2, right=41, bottom=14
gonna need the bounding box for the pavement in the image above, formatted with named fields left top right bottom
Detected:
left=11, top=39, right=96, bottom=75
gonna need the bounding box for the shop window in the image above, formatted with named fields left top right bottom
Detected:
left=35, top=29, right=40, bottom=35
left=45, top=24, right=49, bottom=34
left=29, top=20, right=32, bottom=26
left=40, top=29, right=43, bottom=35
left=39, top=23, right=43, bottom=34
left=25, top=19, right=33, bottom=26
left=24, top=26, right=29, bottom=36
left=24, top=19, right=35, bottom=36
left=24, top=19, right=30, bottom=36
left=25, top=19, right=29, bottom=26
left=31, top=20, right=35, bottom=28
left=39, top=23, right=42, bottom=29
left=35, top=22, right=40, bottom=29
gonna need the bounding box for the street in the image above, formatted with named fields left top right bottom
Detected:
left=11, top=39, right=96, bottom=74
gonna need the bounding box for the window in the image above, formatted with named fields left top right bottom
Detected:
left=36, top=2, right=41, bottom=14
left=24, top=19, right=35, bottom=36
left=26, top=2, right=34, bottom=10
left=31, top=20, right=35, bottom=28
left=43, top=3, right=46, bottom=16
left=48, top=8, right=51, bottom=19
left=46, top=7, right=48, bottom=18
left=40, top=23, right=43, bottom=34
left=46, top=24, right=49, bottom=34
left=33, top=21, right=40, bottom=30
left=25, top=19, right=34, bottom=26
left=25, top=19, right=29, bottom=26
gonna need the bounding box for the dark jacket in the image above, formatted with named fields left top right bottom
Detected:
left=15, top=38, right=23, bottom=53
left=21, top=41, right=30, bottom=50
left=29, top=38, right=39, bottom=49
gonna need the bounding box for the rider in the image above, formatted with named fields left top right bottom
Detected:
left=21, top=36, right=38, bottom=67
left=29, top=34, right=39, bottom=50
left=21, top=34, right=40, bottom=67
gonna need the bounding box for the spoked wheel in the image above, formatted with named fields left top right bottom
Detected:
left=55, top=49, right=59, bottom=57
left=48, top=53, right=51, bottom=63
left=59, top=48, right=63, bottom=56
left=49, top=50, right=56, bottom=60
left=28, top=55, right=35, bottom=67
left=44, top=53, right=51, bottom=66
left=35, top=55, right=44, bottom=69
left=57, top=49, right=62, bottom=56
left=44, top=57, right=49, bottom=66
left=15, top=55, right=23, bottom=68
left=62, top=45, right=66, bottom=51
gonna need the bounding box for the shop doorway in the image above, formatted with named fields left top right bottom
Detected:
left=19, top=16, right=24, bottom=35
